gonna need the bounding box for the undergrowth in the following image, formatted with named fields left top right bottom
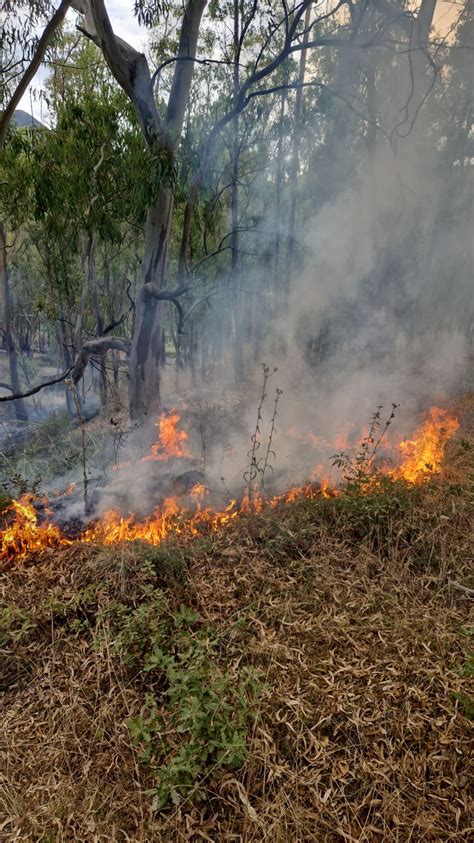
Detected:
left=1, top=546, right=261, bottom=811
left=454, top=625, right=474, bottom=720
left=103, top=586, right=261, bottom=808
left=0, top=409, right=117, bottom=498
left=1, top=399, right=472, bottom=840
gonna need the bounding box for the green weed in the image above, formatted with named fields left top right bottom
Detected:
left=109, top=590, right=260, bottom=808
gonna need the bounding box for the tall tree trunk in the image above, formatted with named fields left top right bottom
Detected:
left=90, top=239, right=108, bottom=407
left=74, top=234, right=95, bottom=352
left=45, top=248, right=75, bottom=415
left=73, top=0, right=207, bottom=419
left=274, top=86, right=287, bottom=292
left=128, top=189, right=174, bottom=419
left=231, top=0, right=244, bottom=380
left=0, top=225, right=28, bottom=421
left=286, top=2, right=312, bottom=294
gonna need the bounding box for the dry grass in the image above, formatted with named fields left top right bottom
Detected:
left=1, top=403, right=473, bottom=841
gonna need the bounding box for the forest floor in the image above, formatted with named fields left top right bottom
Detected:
left=1, top=396, right=473, bottom=842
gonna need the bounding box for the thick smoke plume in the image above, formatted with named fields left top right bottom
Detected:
left=4, top=3, right=472, bottom=521
left=80, top=18, right=473, bottom=517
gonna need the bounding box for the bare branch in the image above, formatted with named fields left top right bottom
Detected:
left=0, top=0, right=72, bottom=148
left=70, top=336, right=131, bottom=384
left=0, top=366, right=74, bottom=403
left=151, top=56, right=241, bottom=92
left=101, top=305, right=133, bottom=336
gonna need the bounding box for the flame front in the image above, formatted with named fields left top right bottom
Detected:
left=82, top=493, right=240, bottom=547
left=0, top=497, right=69, bottom=559
left=0, top=406, right=460, bottom=562
left=391, top=407, right=459, bottom=483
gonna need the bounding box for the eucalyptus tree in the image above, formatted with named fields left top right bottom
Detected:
left=28, top=74, right=155, bottom=405
left=71, top=0, right=365, bottom=417
left=1, top=0, right=450, bottom=419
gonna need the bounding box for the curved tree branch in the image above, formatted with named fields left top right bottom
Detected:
left=0, top=336, right=132, bottom=403
left=143, top=282, right=190, bottom=300
left=70, top=336, right=131, bottom=384
left=73, top=0, right=167, bottom=147
left=0, top=0, right=72, bottom=148
left=0, top=366, right=74, bottom=403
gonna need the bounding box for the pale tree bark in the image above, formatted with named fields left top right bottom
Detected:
left=73, top=0, right=207, bottom=418
left=0, top=225, right=28, bottom=421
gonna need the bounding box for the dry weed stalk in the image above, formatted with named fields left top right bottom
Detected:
left=244, top=364, right=282, bottom=500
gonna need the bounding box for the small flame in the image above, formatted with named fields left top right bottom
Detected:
left=189, top=483, right=208, bottom=506
left=113, top=409, right=191, bottom=471
left=49, top=482, right=77, bottom=498
left=148, top=409, right=190, bottom=461
left=320, top=477, right=332, bottom=498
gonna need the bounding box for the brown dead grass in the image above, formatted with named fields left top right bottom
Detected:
left=1, top=401, right=473, bottom=842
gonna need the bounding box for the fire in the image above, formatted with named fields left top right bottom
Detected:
left=82, top=495, right=240, bottom=547
left=148, top=409, right=191, bottom=461
left=0, top=496, right=70, bottom=559
left=112, top=409, right=191, bottom=470
left=189, top=483, right=208, bottom=506
left=49, top=482, right=77, bottom=498
left=391, top=407, right=459, bottom=483
left=0, top=406, right=460, bottom=563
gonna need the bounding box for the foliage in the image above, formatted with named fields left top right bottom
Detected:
left=332, top=404, right=399, bottom=492
left=0, top=604, right=33, bottom=645
left=111, top=589, right=260, bottom=807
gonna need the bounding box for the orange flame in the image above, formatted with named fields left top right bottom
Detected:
left=148, top=409, right=191, bottom=461
left=0, top=406, right=460, bottom=562
left=0, top=496, right=70, bottom=559
left=113, top=409, right=191, bottom=470
left=390, top=407, right=459, bottom=483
